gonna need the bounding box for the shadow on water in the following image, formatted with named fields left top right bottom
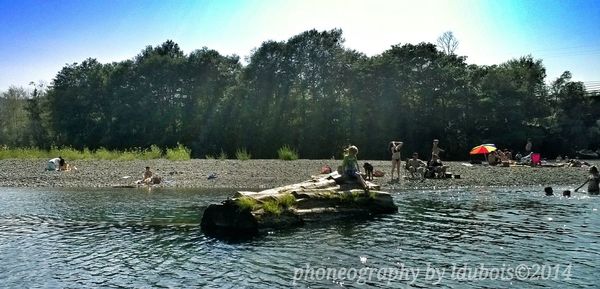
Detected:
left=282, top=213, right=382, bottom=237
left=202, top=228, right=274, bottom=244
left=202, top=212, right=386, bottom=243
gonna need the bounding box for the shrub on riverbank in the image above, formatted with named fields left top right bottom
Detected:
left=235, top=148, right=251, bottom=160
left=166, top=144, right=191, bottom=161
left=206, top=149, right=229, bottom=160
left=277, top=145, right=298, bottom=161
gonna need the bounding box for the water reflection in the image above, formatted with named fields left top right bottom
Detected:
left=0, top=187, right=598, bottom=288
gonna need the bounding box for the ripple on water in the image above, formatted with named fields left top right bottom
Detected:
left=0, top=187, right=599, bottom=288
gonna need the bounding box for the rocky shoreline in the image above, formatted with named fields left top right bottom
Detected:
left=0, top=159, right=596, bottom=190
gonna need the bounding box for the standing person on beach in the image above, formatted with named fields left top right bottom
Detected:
left=525, top=138, right=532, bottom=154
left=389, top=141, right=403, bottom=180
left=575, top=166, right=599, bottom=194
left=432, top=139, right=444, bottom=158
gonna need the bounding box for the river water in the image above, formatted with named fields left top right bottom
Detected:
left=0, top=187, right=598, bottom=288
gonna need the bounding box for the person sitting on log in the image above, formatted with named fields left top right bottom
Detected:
left=342, top=145, right=368, bottom=191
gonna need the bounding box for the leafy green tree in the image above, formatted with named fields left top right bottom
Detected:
left=47, top=58, right=112, bottom=149
left=23, top=82, right=50, bottom=147
left=0, top=86, right=29, bottom=146
left=543, top=71, right=598, bottom=155
left=181, top=47, right=241, bottom=156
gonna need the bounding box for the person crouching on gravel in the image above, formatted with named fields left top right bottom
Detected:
left=47, top=157, right=61, bottom=171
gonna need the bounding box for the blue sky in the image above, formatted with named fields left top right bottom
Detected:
left=1, top=0, right=599, bottom=91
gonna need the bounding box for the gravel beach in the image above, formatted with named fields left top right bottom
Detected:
left=0, top=159, right=597, bottom=191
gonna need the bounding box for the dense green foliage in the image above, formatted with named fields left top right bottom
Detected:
left=1, top=29, right=598, bottom=160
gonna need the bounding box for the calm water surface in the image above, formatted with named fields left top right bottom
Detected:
left=0, top=186, right=598, bottom=288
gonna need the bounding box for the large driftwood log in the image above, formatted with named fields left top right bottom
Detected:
left=234, top=179, right=339, bottom=201
left=233, top=172, right=380, bottom=201
left=201, top=173, right=397, bottom=237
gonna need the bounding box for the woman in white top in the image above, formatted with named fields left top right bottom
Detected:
left=47, top=157, right=60, bottom=171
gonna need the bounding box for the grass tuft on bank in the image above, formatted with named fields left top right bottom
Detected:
left=235, top=148, right=251, bottom=161
left=0, top=144, right=190, bottom=161
left=166, top=143, right=191, bottom=161
left=277, top=145, right=298, bottom=161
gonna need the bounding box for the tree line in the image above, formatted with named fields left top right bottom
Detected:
left=1, top=29, right=599, bottom=160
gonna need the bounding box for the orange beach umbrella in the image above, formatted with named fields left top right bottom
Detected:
left=470, top=144, right=497, bottom=155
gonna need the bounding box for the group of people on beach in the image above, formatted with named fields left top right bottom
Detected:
left=389, top=139, right=448, bottom=180
left=46, top=139, right=598, bottom=194
left=341, top=139, right=450, bottom=187
left=487, top=149, right=513, bottom=166
left=488, top=139, right=594, bottom=169
left=45, top=156, right=161, bottom=186
left=340, top=138, right=599, bottom=195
